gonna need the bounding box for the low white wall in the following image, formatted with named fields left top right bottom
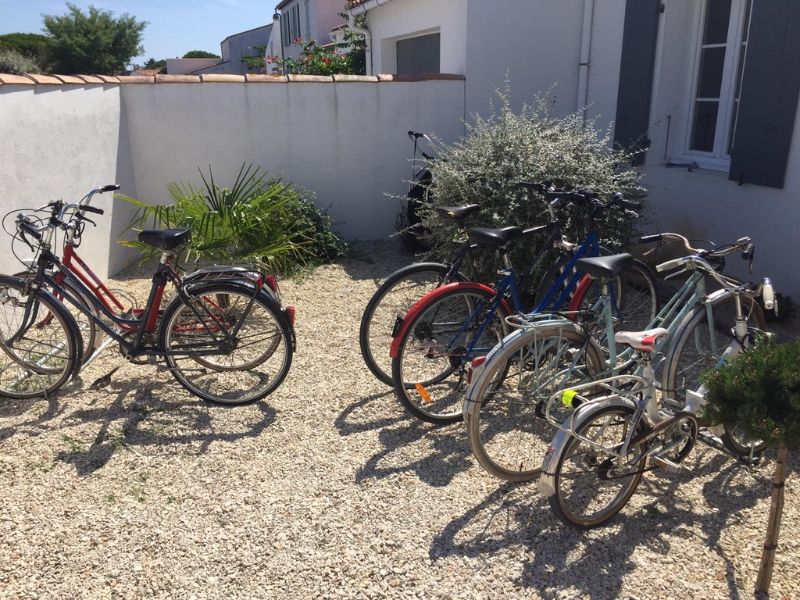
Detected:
left=0, top=81, right=137, bottom=278
left=120, top=77, right=465, bottom=241
left=0, top=74, right=466, bottom=277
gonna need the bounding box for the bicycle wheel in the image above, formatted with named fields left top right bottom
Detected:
left=465, top=322, right=603, bottom=481
left=662, top=290, right=768, bottom=456
left=159, top=282, right=293, bottom=406
left=14, top=271, right=99, bottom=364
left=360, top=262, right=463, bottom=385
left=390, top=285, right=510, bottom=424
left=550, top=404, right=646, bottom=528
left=0, top=275, right=81, bottom=399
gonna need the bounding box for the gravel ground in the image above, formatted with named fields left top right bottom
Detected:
left=0, top=240, right=798, bottom=599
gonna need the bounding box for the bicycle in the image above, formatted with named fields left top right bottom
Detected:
left=0, top=188, right=296, bottom=405
left=538, top=272, right=776, bottom=528
left=390, top=190, right=659, bottom=424
left=463, top=235, right=766, bottom=482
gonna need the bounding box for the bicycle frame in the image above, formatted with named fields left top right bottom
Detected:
left=26, top=248, right=251, bottom=360
left=440, top=229, right=604, bottom=363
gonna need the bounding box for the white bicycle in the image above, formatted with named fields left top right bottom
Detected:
left=537, top=265, right=776, bottom=528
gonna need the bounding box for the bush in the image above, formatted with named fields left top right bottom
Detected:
left=704, top=337, right=800, bottom=451
left=417, top=90, right=645, bottom=286
left=0, top=48, right=41, bottom=74
left=120, top=164, right=346, bottom=275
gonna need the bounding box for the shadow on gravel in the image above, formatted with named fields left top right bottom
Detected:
left=0, top=396, right=65, bottom=443
left=431, top=451, right=770, bottom=598
left=336, top=391, right=472, bottom=487
left=48, top=379, right=277, bottom=476
left=337, top=240, right=418, bottom=283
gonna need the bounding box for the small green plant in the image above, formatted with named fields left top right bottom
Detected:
left=120, top=163, right=346, bottom=274
left=703, top=337, right=800, bottom=595
left=0, top=48, right=41, bottom=74
left=61, top=433, right=85, bottom=453
left=417, top=88, right=644, bottom=288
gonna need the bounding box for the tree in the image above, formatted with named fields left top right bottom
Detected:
left=183, top=50, right=219, bottom=59
left=42, top=3, right=146, bottom=75
left=143, top=57, right=166, bottom=73
left=704, top=337, right=800, bottom=596
left=0, top=33, right=51, bottom=63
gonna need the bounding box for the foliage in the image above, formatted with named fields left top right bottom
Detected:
left=0, top=48, right=41, bottom=74
left=704, top=337, right=800, bottom=451
left=183, top=50, right=220, bottom=59
left=42, top=3, right=146, bottom=75
left=0, top=33, right=51, bottom=64
left=242, top=45, right=267, bottom=73
left=120, top=164, right=346, bottom=274
left=270, top=25, right=365, bottom=76
left=415, top=89, right=644, bottom=286
left=142, top=57, right=166, bottom=73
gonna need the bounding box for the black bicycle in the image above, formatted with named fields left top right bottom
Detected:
left=0, top=186, right=295, bottom=405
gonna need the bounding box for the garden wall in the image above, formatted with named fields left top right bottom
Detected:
left=0, top=73, right=467, bottom=278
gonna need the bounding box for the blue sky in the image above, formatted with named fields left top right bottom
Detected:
left=0, top=0, right=273, bottom=64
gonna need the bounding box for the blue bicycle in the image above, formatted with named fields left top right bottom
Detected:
left=389, top=186, right=659, bottom=424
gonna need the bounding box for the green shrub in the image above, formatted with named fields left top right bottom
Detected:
left=0, top=48, right=41, bottom=74
left=418, top=90, right=645, bottom=286
left=704, top=337, right=800, bottom=451
left=120, top=164, right=346, bottom=275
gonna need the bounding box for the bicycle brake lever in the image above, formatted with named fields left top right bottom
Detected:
left=80, top=215, right=97, bottom=227
left=663, top=267, right=690, bottom=281
left=18, top=230, right=35, bottom=252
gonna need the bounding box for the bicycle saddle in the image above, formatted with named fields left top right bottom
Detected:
left=435, top=204, right=480, bottom=222
left=614, top=328, right=669, bottom=352
left=575, top=253, right=634, bottom=280
left=468, top=226, right=523, bottom=247
left=138, top=228, right=191, bottom=251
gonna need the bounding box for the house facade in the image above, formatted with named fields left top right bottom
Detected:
left=273, top=0, right=346, bottom=61
left=352, top=0, right=800, bottom=294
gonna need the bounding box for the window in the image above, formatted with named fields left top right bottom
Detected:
left=686, top=0, right=752, bottom=165
left=282, top=3, right=302, bottom=47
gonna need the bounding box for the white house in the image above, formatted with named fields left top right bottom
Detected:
left=351, top=0, right=800, bottom=295
left=272, top=0, right=346, bottom=61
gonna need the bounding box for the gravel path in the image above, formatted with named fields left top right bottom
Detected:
left=0, top=241, right=798, bottom=599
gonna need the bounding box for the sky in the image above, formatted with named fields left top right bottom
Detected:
left=0, top=0, right=274, bottom=64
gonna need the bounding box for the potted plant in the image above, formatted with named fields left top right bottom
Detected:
left=703, top=337, right=800, bottom=595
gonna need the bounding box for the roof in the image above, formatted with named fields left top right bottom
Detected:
left=275, top=0, right=294, bottom=10
left=220, top=23, right=272, bottom=46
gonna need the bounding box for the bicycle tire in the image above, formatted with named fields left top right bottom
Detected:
left=550, top=403, right=646, bottom=528
left=359, top=262, right=465, bottom=385
left=662, top=289, right=768, bottom=457
left=0, top=275, right=82, bottom=399
left=390, top=285, right=511, bottom=424
left=14, top=270, right=100, bottom=364
left=159, top=281, right=293, bottom=406
left=465, top=321, right=604, bottom=481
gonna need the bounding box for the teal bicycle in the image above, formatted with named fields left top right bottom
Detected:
left=463, top=233, right=767, bottom=481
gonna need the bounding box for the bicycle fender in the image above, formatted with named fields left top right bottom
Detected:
left=537, top=396, right=637, bottom=498
left=388, top=282, right=513, bottom=359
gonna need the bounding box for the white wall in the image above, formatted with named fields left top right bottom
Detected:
left=362, top=0, right=625, bottom=132
left=0, top=76, right=465, bottom=277
left=0, top=83, right=137, bottom=278
left=120, top=78, right=465, bottom=241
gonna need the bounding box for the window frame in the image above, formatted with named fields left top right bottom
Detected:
left=681, top=0, right=753, bottom=171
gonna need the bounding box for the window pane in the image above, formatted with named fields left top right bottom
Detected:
left=704, top=0, right=732, bottom=44
left=697, top=47, right=726, bottom=98
left=691, top=100, right=719, bottom=151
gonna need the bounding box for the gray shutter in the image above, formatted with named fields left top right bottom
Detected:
left=729, top=0, right=800, bottom=188
left=613, top=0, right=661, bottom=165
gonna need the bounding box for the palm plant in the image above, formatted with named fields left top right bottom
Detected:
left=120, top=164, right=344, bottom=273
